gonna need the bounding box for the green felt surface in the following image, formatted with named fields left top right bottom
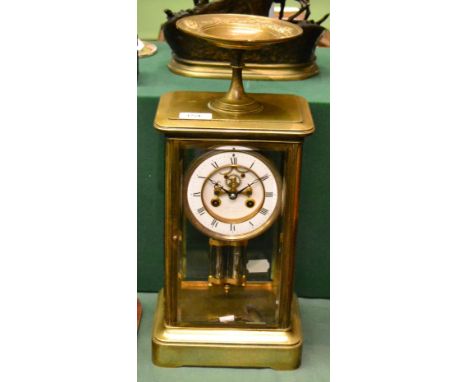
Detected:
left=137, top=292, right=330, bottom=382
left=137, top=0, right=330, bottom=41
left=137, top=42, right=329, bottom=298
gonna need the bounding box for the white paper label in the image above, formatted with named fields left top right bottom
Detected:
left=179, top=112, right=213, bottom=120
left=246, top=259, right=270, bottom=273
left=219, top=314, right=235, bottom=323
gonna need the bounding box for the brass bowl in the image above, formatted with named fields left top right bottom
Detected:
left=176, top=14, right=303, bottom=50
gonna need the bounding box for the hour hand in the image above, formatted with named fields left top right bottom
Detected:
left=216, top=184, right=238, bottom=200
left=213, top=182, right=230, bottom=195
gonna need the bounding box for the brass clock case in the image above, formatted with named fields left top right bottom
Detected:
left=152, top=14, right=314, bottom=370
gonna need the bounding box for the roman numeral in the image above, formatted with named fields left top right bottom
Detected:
left=249, top=161, right=255, bottom=169
left=192, top=192, right=201, bottom=197
left=260, top=208, right=269, bottom=215
left=197, top=207, right=206, bottom=216
left=197, top=175, right=206, bottom=179
left=230, top=156, right=237, bottom=165
left=249, top=221, right=254, bottom=227
left=211, top=161, right=219, bottom=168
left=265, top=192, right=273, bottom=197
left=260, top=174, right=270, bottom=182
left=211, top=219, right=219, bottom=228
left=230, top=224, right=236, bottom=232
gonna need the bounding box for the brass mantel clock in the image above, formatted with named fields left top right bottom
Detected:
left=152, top=14, right=315, bottom=370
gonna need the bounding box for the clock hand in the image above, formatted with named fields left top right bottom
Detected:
left=218, top=185, right=231, bottom=194
left=236, top=178, right=260, bottom=195
left=208, top=178, right=231, bottom=194
left=235, top=184, right=251, bottom=195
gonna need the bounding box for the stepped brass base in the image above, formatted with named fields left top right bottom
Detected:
left=152, top=289, right=303, bottom=370
left=168, top=56, right=319, bottom=81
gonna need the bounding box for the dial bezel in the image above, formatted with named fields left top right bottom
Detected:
left=183, top=148, right=283, bottom=241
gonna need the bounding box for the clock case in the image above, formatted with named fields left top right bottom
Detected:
left=152, top=90, right=314, bottom=370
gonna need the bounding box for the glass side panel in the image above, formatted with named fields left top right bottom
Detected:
left=174, top=142, right=287, bottom=328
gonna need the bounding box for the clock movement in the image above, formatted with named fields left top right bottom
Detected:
left=151, top=14, right=315, bottom=370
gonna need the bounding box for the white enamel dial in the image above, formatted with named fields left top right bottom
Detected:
left=185, top=149, right=282, bottom=241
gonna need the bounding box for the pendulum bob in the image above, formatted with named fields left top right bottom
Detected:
left=208, top=238, right=248, bottom=292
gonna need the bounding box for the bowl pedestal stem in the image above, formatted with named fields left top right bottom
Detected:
left=208, top=50, right=263, bottom=114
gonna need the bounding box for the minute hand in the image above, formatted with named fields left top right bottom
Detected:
left=236, top=178, right=261, bottom=195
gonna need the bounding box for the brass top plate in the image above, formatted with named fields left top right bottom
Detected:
left=154, top=91, right=314, bottom=139
left=176, top=14, right=303, bottom=51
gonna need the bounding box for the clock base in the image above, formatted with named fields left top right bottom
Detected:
left=152, top=289, right=303, bottom=370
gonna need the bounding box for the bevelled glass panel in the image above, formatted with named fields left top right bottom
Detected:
left=172, top=141, right=288, bottom=328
